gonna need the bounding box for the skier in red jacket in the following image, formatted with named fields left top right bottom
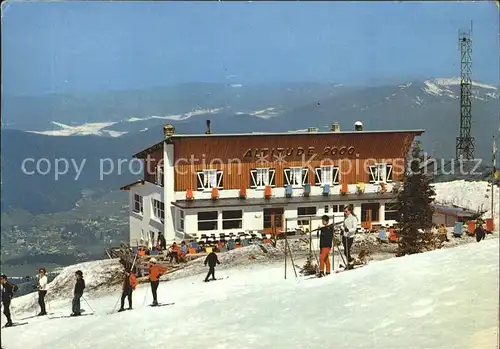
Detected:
left=118, top=269, right=138, bottom=312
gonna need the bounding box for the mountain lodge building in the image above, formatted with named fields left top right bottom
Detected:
left=121, top=122, right=424, bottom=244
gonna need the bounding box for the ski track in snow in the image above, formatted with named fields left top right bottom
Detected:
left=1, top=239, right=498, bottom=349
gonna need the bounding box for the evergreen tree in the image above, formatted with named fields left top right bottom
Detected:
left=395, top=141, right=436, bottom=256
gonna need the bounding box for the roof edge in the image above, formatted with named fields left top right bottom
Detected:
left=120, top=180, right=145, bottom=190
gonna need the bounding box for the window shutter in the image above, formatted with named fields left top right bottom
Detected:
left=386, top=165, right=393, bottom=182
left=301, top=168, right=309, bottom=185
left=269, top=169, right=276, bottom=187
left=314, top=167, right=322, bottom=186
left=368, top=166, right=376, bottom=183
left=250, top=169, right=257, bottom=188
left=217, top=170, right=224, bottom=189
left=196, top=172, right=204, bottom=191
left=283, top=168, right=291, bottom=185
left=333, top=167, right=340, bottom=184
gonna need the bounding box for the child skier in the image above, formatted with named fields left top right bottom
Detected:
left=118, top=268, right=138, bottom=312
left=1, top=274, right=18, bottom=327
left=71, top=270, right=85, bottom=316
left=204, top=249, right=221, bottom=282
left=318, top=215, right=334, bottom=277
left=148, top=258, right=167, bottom=306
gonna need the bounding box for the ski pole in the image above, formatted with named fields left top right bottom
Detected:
left=142, top=282, right=150, bottom=306
left=81, top=296, right=94, bottom=313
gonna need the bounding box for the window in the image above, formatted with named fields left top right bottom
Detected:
left=179, top=210, right=185, bottom=231
left=152, top=199, right=164, bottom=222
left=314, top=166, right=340, bottom=186
left=385, top=203, right=399, bottom=221
left=198, top=211, right=218, bottom=231
left=284, top=167, right=308, bottom=187
left=369, top=164, right=393, bottom=183
left=332, top=204, right=344, bottom=213
left=222, top=210, right=243, bottom=230
left=297, top=206, right=317, bottom=225
left=155, top=166, right=164, bottom=186
left=133, top=194, right=143, bottom=213
left=196, top=170, right=223, bottom=191
left=250, top=168, right=276, bottom=188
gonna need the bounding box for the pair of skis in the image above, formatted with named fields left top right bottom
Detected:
left=149, top=302, right=175, bottom=308
left=201, top=276, right=229, bottom=283
left=48, top=313, right=94, bottom=320
left=2, top=322, right=28, bottom=329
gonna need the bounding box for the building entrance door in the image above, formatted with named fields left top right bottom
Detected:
left=263, top=208, right=284, bottom=235
left=361, top=203, right=380, bottom=230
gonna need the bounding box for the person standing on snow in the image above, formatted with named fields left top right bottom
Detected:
left=157, top=232, right=167, bottom=253
left=1, top=274, right=18, bottom=327
left=474, top=223, right=486, bottom=242
left=342, top=205, right=358, bottom=269
left=37, top=268, right=48, bottom=316
left=71, top=270, right=85, bottom=316
left=148, top=258, right=167, bottom=306
left=204, top=249, right=221, bottom=282
left=118, top=268, right=137, bottom=312
left=317, top=215, right=334, bottom=277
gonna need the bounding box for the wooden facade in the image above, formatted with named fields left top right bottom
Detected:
left=138, top=131, right=422, bottom=191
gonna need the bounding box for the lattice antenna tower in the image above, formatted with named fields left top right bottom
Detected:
left=456, top=21, right=475, bottom=160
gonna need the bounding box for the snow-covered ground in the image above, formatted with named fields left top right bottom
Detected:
left=2, top=238, right=498, bottom=349
left=433, top=180, right=499, bottom=223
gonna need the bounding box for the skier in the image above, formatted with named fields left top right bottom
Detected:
left=0, top=274, right=18, bottom=327
left=148, top=258, right=167, bottom=306
left=474, top=223, right=486, bottom=242
left=71, top=270, right=85, bottom=316
left=342, top=205, right=358, bottom=270
left=204, top=249, right=221, bottom=282
left=37, top=268, right=48, bottom=316
left=317, top=215, right=334, bottom=277
left=118, top=268, right=137, bottom=312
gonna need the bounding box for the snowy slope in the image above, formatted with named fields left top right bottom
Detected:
left=433, top=180, right=499, bottom=222
left=2, top=239, right=498, bottom=349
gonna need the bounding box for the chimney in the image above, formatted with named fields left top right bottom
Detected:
left=205, top=120, right=212, bottom=134
left=331, top=122, right=340, bottom=132
left=354, top=121, right=363, bottom=131
left=163, top=124, right=175, bottom=138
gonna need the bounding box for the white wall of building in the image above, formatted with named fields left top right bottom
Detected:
left=169, top=201, right=399, bottom=239
left=129, top=181, right=163, bottom=246
left=163, top=142, right=176, bottom=242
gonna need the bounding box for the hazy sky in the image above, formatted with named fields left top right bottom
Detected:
left=2, top=1, right=498, bottom=95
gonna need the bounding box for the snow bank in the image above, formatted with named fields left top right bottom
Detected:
left=11, top=259, right=123, bottom=315
left=3, top=239, right=498, bottom=349
left=433, top=180, right=499, bottom=225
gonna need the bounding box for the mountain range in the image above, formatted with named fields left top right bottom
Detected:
left=1, top=78, right=498, bottom=215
